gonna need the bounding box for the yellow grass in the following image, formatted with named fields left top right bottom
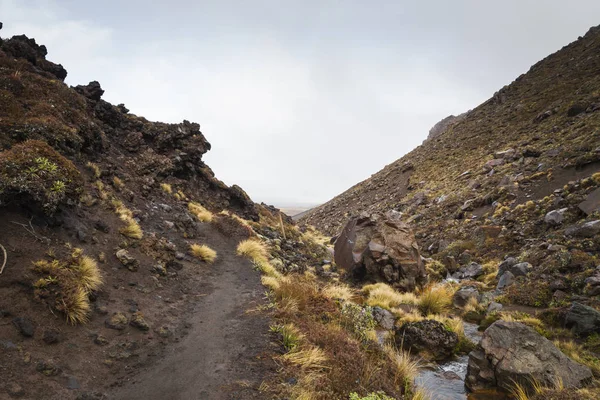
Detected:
left=86, top=161, right=101, bottom=178
left=190, top=244, right=217, bottom=263
left=119, top=217, right=143, bottom=239
left=363, top=282, right=419, bottom=310
left=237, top=239, right=269, bottom=263
left=111, top=199, right=134, bottom=221
left=322, top=284, right=354, bottom=301
left=592, top=172, right=600, bottom=184
left=61, top=287, right=91, bottom=325
left=160, top=183, right=173, bottom=194
left=112, top=176, right=124, bottom=190
left=282, top=346, right=328, bottom=370
left=74, top=255, right=103, bottom=292
left=384, top=345, right=421, bottom=386
left=418, top=284, right=454, bottom=315
left=261, top=275, right=281, bottom=291
left=188, top=202, right=213, bottom=222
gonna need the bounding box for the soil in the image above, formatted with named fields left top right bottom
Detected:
left=0, top=208, right=276, bottom=400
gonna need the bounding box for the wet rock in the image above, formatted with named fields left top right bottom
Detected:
left=579, top=187, right=600, bottom=215
left=565, top=220, right=600, bottom=238
left=12, top=317, right=35, bottom=338
left=334, top=211, right=426, bottom=291
left=453, top=286, right=480, bottom=308
left=130, top=312, right=150, bottom=331
left=115, top=249, right=139, bottom=271
left=372, top=307, right=396, bottom=330
left=496, top=271, right=515, bottom=290
left=42, top=329, right=60, bottom=345
left=395, top=319, right=458, bottom=361
left=564, top=302, right=600, bottom=337
left=105, top=313, right=128, bottom=330
left=544, top=208, right=568, bottom=226
left=466, top=321, right=592, bottom=392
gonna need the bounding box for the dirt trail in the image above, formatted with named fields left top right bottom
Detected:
left=109, top=234, right=276, bottom=400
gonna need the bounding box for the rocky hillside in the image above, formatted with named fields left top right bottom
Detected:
left=302, top=25, right=600, bottom=238
left=0, top=29, right=272, bottom=400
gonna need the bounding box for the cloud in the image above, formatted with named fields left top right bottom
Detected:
left=1, top=0, right=599, bottom=206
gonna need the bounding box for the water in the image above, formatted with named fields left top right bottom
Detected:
left=415, top=322, right=508, bottom=400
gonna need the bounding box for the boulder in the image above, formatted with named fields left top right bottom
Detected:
left=579, top=188, right=600, bottom=215
left=115, top=249, right=139, bottom=271
left=564, top=302, right=600, bottom=337
left=395, top=319, right=458, bottom=361
left=497, top=259, right=531, bottom=279
left=496, top=271, right=515, bottom=290
left=74, top=81, right=105, bottom=101
left=457, top=262, right=484, bottom=280
left=372, top=307, right=396, bottom=330
left=483, top=159, right=505, bottom=172
left=544, top=208, right=568, bottom=226
left=565, top=220, right=600, bottom=238
left=453, top=286, right=480, bottom=308
left=487, top=302, right=503, bottom=314
left=334, top=211, right=426, bottom=291
left=466, top=321, right=592, bottom=392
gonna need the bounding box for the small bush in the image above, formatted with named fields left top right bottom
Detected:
left=190, top=244, right=217, bottom=263
left=0, top=140, right=82, bottom=213
left=340, top=303, right=376, bottom=341
left=592, top=172, right=600, bottom=185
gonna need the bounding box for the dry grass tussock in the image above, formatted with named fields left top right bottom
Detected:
left=322, top=283, right=354, bottom=302
left=160, top=182, right=173, bottom=194
left=190, top=244, right=217, bottom=263
left=417, top=284, right=454, bottom=316
left=363, top=282, right=418, bottom=309
left=119, top=217, right=143, bottom=239
left=188, top=201, right=213, bottom=222
left=32, top=248, right=103, bottom=324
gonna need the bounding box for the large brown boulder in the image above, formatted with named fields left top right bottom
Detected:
left=466, top=321, right=592, bottom=393
left=334, top=211, right=426, bottom=290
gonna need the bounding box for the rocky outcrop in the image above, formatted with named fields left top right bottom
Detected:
left=426, top=113, right=468, bottom=141
left=334, top=211, right=426, bottom=291
left=395, top=319, right=458, bottom=360
left=466, top=321, right=592, bottom=393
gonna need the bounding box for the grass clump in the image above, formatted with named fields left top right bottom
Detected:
left=112, top=176, right=124, bottom=190
left=119, top=217, right=143, bottom=239
left=32, top=248, right=103, bottom=324
left=592, top=172, right=600, bottom=185
left=363, top=283, right=418, bottom=310
left=271, top=323, right=304, bottom=352
left=188, top=201, right=213, bottom=222
left=190, top=244, right=217, bottom=263
left=160, top=183, right=172, bottom=194
left=323, top=283, right=354, bottom=302
left=237, top=239, right=269, bottom=264
left=349, top=392, right=395, bottom=400
left=417, top=284, right=454, bottom=316
left=86, top=161, right=101, bottom=178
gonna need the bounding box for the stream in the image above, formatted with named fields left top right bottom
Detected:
left=415, top=322, right=508, bottom=400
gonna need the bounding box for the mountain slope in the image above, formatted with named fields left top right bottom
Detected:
left=301, top=25, right=600, bottom=237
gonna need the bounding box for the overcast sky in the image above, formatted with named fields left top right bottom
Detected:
left=1, top=1, right=599, bottom=206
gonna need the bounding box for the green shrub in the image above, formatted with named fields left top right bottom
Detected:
left=0, top=140, right=82, bottom=213
left=340, top=303, right=376, bottom=341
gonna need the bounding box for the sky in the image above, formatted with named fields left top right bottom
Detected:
left=1, top=1, right=600, bottom=206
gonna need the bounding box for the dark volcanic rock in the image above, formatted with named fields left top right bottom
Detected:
left=565, top=302, right=600, bottom=337
left=395, top=319, right=458, bottom=360
left=334, top=211, right=426, bottom=291
left=565, top=220, right=600, bottom=238
left=453, top=286, right=480, bottom=308
left=12, top=317, right=35, bottom=338
left=74, top=81, right=104, bottom=101
left=466, top=321, right=592, bottom=392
